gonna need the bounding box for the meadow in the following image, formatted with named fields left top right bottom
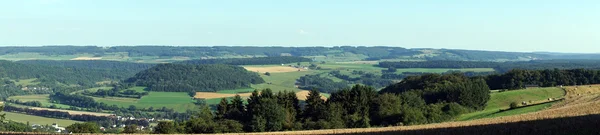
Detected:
left=92, top=92, right=197, bottom=112
left=11, top=78, right=39, bottom=87
left=3, top=112, right=80, bottom=126
left=8, top=94, right=73, bottom=109
left=458, top=87, right=565, bottom=120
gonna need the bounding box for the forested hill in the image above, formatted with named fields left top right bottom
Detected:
left=177, top=56, right=312, bottom=65
left=5, top=46, right=600, bottom=61
left=379, top=60, right=600, bottom=73
left=0, top=60, right=133, bottom=86
left=125, top=64, right=265, bottom=92
left=17, top=60, right=155, bottom=71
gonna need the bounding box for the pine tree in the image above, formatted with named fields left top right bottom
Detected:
left=303, top=89, right=324, bottom=121
left=216, top=98, right=229, bottom=119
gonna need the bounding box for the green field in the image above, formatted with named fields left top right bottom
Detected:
left=8, top=94, right=73, bottom=109
left=11, top=78, right=39, bottom=86
left=216, top=88, right=255, bottom=94
left=458, top=87, right=565, bottom=120
left=93, top=92, right=197, bottom=112
left=71, top=86, right=113, bottom=94
left=3, top=112, right=80, bottom=126
left=251, top=70, right=323, bottom=93
left=127, top=86, right=148, bottom=92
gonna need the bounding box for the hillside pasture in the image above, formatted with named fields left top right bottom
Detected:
left=458, top=87, right=565, bottom=120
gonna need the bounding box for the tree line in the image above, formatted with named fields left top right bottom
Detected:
left=177, top=56, right=312, bottom=65
left=125, top=64, right=265, bottom=92
left=486, top=68, right=600, bottom=90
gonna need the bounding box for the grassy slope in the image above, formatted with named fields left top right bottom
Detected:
left=93, top=92, right=196, bottom=112
left=3, top=112, right=80, bottom=126
left=458, top=87, right=565, bottom=120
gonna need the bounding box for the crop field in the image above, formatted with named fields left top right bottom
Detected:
left=3, top=112, right=80, bottom=126
left=296, top=90, right=328, bottom=100
left=244, top=66, right=307, bottom=73
left=70, top=56, right=102, bottom=60
left=93, top=92, right=197, bottom=112
left=216, top=88, right=255, bottom=94
left=459, top=87, right=565, bottom=120
left=194, top=92, right=253, bottom=99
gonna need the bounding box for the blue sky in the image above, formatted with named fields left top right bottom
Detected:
left=0, top=0, right=599, bottom=53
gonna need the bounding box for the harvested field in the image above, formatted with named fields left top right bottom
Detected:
left=244, top=66, right=306, bottom=73
left=194, top=92, right=253, bottom=99
left=70, top=57, right=102, bottom=60
left=295, top=90, right=327, bottom=100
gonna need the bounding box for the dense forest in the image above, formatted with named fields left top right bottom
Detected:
left=178, top=56, right=312, bottom=65
left=379, top=60, right=600, bottom=73
left=4, top=46, right=598, bottom=61
left=0, top=60, right=132, bottom=87
left=125, top=64, right=264, bottom=92
left=17, top=60, right=154, bottom=74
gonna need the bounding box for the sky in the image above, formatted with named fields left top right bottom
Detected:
left=0, top=0, right=599, bottom=53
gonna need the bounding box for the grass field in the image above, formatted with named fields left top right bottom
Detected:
left=7, top=94, right=73, bottom=109
left=70, top=86, right=113, bottom=94
left=251, top=70, right=323, bottom=93
left=3, top=112, right=80, bottom=126
left=458, top=87, right=565, bottom=120
left=127, top=86, right=147, bottom=92
left=11, top=78, right=39, bottom=86
left=93, top=92, right=197, bottom=112
left=244, top=66, right=306, bottom=73
left=216, top=88, right=255, bottom=94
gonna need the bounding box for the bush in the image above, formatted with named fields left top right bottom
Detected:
left=510, top=102, right=519, bottom=109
